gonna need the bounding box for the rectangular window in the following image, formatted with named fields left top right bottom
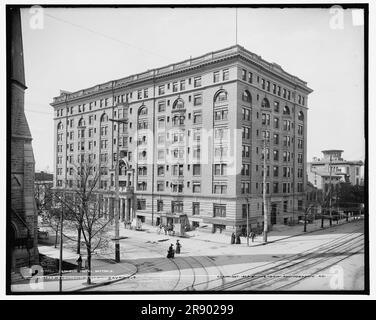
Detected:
left=213, top=204, right=226, bottom=217
left=192, top=182, right=201, bottom=193
left=158, top=85, right=165, bottom=95
left=222, top=69, right=229, bottom=81
left=157, top=181, right=164, bottom=192
left=248, top=72, right=253, bottom=83
left=214, top=163, right=227, bottom=176
left=172, top=82, right=178, bottom=92
left=158, top=118, right=165, bottom=128
left=283, top=120, right=291, bottom=131
left=172, top=201, right=183, bottom=213
left=158, top=101, right=166, bottom=112
left=193, top=164, right=201, bottom=176
left=213, top=71, right=220, bottom=83
left=180, top=80, right=185, bottom=91
left=262, top=113, right=270, bottom=125
left=273, top=166, right=279, bottom=177
left=193, top=94, right=202, bottom=106
left=137, top=199, right=146, bottom=210
left=241, top=69, right=247, bottom=81
left=242, top=108, right=251, bottom=121
left=157, top=200, right=163, bottom=212
left=213, top=183, right=227, bottom=194
left=194, top=76, right=202, bottom=88
left=242, top=126, right=251, bottom=139
left=274, top=101, right=280, bottom=112
left=193, top=112, right=202, bottom=124
left=157, top=165, right=165, bottom=176
left=158, top=133, right=165, bottom=144
left=273, top=133, right=279, bottom=145
left=193, top=202, right=200, bottom=215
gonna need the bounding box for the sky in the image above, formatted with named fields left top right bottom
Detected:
left=19, top=7, right=365, bottom=172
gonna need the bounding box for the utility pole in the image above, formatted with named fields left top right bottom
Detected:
left=304, top=205, right=313, bottom=232
left=329, top=155, right=333, bottom=227
left=58, top=186, right=65, bottom=292
left=262, top=138, right=269, bottom=243
left=110, top=114, right=128, bottom=263
left=247, top=207, right=250, bottom=246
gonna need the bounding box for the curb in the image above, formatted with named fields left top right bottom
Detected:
left=251, top=217, right=363, bottom=247
left=74, top=262, right=138, bottom=292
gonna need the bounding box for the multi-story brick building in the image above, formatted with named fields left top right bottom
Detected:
left=51, top=45, right=312, bottom=234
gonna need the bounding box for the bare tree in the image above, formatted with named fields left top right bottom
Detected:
left=55, top=158, right=113, bottom=285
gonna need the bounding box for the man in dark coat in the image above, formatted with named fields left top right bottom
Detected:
left=167, top=244, right=175, bottom=258
left=236, top=234, right=241, bottom=244
left=176, top=240, right=181, bottom=254
left=231, top=232, right=236, bottom=244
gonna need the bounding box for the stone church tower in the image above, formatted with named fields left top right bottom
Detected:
left=9, top=7, right=39, bottom=273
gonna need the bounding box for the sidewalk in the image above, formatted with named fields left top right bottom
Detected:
left=11, top=245, right=137, bottom=293
left=186, top=217, right=363, bottom=246
left=114, top=216, right=363, bottom=248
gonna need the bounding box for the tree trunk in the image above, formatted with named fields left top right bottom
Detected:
left=86, top=244, right=92, bottom=285
left=77, top=226, right=82, bottom=254
left=55, top=224, right=58, bottom=248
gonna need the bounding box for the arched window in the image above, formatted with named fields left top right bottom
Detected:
left=57, top=122, right=63, bottom=130
left=261, top=98, right=270, bottom=108
left=100, top=113, right=108, bottom=123
left=78, top=117, right=85, bottom=127
left=172, top=98, right=185, bottom=110
left=283, top=106, right=290, bottom=115
left=242, top=90, right=252, bottom=103
left=298, top=111, right=304, bottom=121
left=138, top=106, right=148, bottom=116
left=214, top=90, right=228, bottom=103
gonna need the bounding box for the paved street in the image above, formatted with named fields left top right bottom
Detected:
left=82, top=218, right=364, bottom=292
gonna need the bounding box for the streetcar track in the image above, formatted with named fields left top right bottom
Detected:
left=179, top=225, right=364, bottom=291
left=214, top=232, right=364, bottom=290
left=273, top=246, right=364, bottom=290
left=241, top=238, right=364, bottom=290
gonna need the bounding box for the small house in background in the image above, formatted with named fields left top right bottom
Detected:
left=307, top=150, right=364, bottom=192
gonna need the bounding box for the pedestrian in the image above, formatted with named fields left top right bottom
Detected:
left=76, top=254, right=82, bottom=272
left=236, top=234, right=241, bottom=244
left=176, top=240, right=181, bottom=254
left=231, top=232, right=236, bottom=244
left=167, top=244, right=175, bottom=259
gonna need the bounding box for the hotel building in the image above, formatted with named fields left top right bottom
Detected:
left=51, top=45, right=313, bottom=233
